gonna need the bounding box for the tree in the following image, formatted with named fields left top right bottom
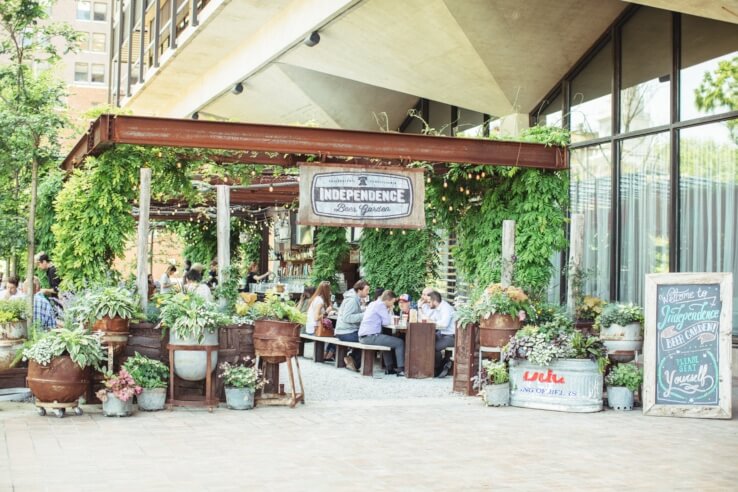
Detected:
left=695, top=55, right=738, bottom=141
left=0, top=0, right=79, bottom=321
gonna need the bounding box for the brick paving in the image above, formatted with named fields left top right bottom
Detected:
left=0, top=378, right=737, bottom=491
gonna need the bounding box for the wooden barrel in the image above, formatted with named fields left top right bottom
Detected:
left=92, top=316, right=130, bottom=356
left=27, top=356, right=89, bottom=403
left=479, top=313, right=520, bottom=347
left=253, top=320, right=301, bottom=362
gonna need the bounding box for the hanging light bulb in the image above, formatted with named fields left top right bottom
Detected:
left=251, top=170, right=256, bottom=177
left=467, top=173, right=472, bottom=179
left=475, top=174, right=481, bottom=181
left=426, top=176, right=431, bottom=184
left=443, top=181, right=448, bottom=189
left=466, top=189, right=471, bottom=196
left=389, top=230, right=394, bottom=235
left=176, top=162, right=182, bottom=169
left=441, top=196, right=446, bottom=202
left=432, top=218, right=437, bottom=224
left=448, top=205, right=453, bottom=211
left=481, top=172, right=486, bottom=178
left=459, top=186, right=464, bottom=193
left=269, top=185, right=274, bottom=192
left=401, top=230, right=406, bottom=235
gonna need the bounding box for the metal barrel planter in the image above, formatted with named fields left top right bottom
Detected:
left=137, top=388, right=167, bottom=411
left=92, top=316, right=130, bottom=356
left=102, top=393, right=134, bottom=417
left=509, top=358, right=603, bottom=413
left=606, top=386, right=634, bottom=411
left=27, top=356, right=90, bottom=403
left=600, top=322, right=643, bottom=352
left=253, top=320, right=301, bottom=363
left=479, top=314, right=520, bottom=347
left=170, top=330, right=219, bottom=381
left=225, top=387, right=255, bottom=410
left=0, top=320, right=27, bottom=340
left=0, top=340, right=24, bottom=371
left=484, top=382, right=510, bottom=407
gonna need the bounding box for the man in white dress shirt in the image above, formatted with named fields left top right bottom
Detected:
left=428, top=291, right=455, bottom=378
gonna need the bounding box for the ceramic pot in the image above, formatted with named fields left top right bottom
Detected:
left=0, top=339, right=24, bottom=371
left=607, top=386, right=634, bottom=411
left=600, top=322, right=643, bottom=352
left=102, top=392, right=134, bottom=417
left=92, top=316, right=130, bottom=356
left=253, top=320, right=301, bottom=363
left=137, top=387, right=167, bottom=411
left=170, top=330, right=219, bottom=381
left=484, top=382, right=510, bottom=407
left=0, top=320, right=27, bottom=340
left=225, top=387, right=255, bottom=410
left=479, top=314, right=520, bottom=347
left=27, top=356, right=89, bottom=403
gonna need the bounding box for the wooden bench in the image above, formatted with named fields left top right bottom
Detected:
left=300, top=334, right=391, bottom=377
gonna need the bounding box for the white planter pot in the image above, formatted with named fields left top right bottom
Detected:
left=137, top=388, right=167, bottom=411
left=600, top=322, right=643, bottom=352
left=607, top=386, right=634, bottom=411
left=0, top=321, right=27, bottom=340
left=484, top=382, right=509, bottom=407
left=170, top=330, right=219, bottom=382
left=102, top=393, right=134, bottom=417
left=225, top=387, right=255, bottom=410
left=509, top=358, right=603, bottom=413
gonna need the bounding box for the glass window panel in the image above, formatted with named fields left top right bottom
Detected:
left=570, top=40, right=612, bottom=142
left=681, top=15, right=738, bottom=121
left=74, top=62, right=89, bottom=82
left=91, top=33, right=105, bottom=52
left=620, top=8, right=671, bottom=133
left=619, top=132, right=670, bottom=303
left=76, top=1, right=91, bottom=20
left=679, top=120, right=738, bottom=334
left=537, top=92, right=563, bottom=128
left=93, top=2, right=107, bottom=21
left=77, top=32, right=89, bottom=51
left=91, top=64, right=105, bottom=83
left=570, top=144, right=612, bottom=299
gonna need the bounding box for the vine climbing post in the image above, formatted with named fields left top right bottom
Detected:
left=216, top=185, right=231, bottom=288
left=136, top=168, right=151, bottom=312
left=567, top=213, right=584, bottom=316
left=501, top=220, right=515, bottom=288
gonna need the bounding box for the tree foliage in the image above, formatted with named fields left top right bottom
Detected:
left=311, top=227, right=349, bottom=290
left=695, top=55, right=738, bottom=140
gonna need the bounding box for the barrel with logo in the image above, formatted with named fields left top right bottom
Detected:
left=509, top=358, right=603, bottom=413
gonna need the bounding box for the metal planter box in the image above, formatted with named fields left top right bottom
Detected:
left=509, top=358, right=603, bottom=413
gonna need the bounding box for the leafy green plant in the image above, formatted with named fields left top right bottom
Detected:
left=21, top=327, right=105, bottom=369
left=605, top=363, right=643, bottom=392
left=0, top=299, right=26, bottom=323
left=482, top=360, right=509, bottom=385
left=35, top=170, right=64, bottom=254
left=123, top=352, right=169, bottom=389
left=311, top=226, right=349, bottom=289
left=64, top=286, right=140, bottom=326
left=212, top=265, right=241, bottom=314
left=569, top=331, right=609, bottom=373
left=218, top=360, right=265, bottom=390
left=251, top=293, right=306, bottom=324
left=457, top=283, right=534, bottom=329
left=598, top=303, right=644, bottom=328
left=359, top=227, right=438, bottom=300
left=575, top=295, right=606, bottom=322
left=158, top=292, right=229, bottom=342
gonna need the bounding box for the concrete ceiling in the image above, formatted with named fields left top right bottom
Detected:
left=626, top=1, right=738, bottom=24
left=124, top=0, right=630, bottom=127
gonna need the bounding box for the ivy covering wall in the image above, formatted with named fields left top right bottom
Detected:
left=311, top=226, right=349, bottom=290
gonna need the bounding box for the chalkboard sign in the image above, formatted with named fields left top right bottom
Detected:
left=644, top=273, right=733, bottom=419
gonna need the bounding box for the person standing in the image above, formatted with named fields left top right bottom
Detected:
left=306, top=281, right=336, bottom=361
left=428, top=291, right=456, bottom=378
left=243, top=261, right=271, bottom=292
left=183, top=269, right=213, bottom=302
left=335, top=280, right=370, bottom=372
left=159, top=264, right=177, bottom=293
left=359, top=290, right=404, bottom=376
left=36, top=253, right=61, bottom=297
left=207, top=259, right=218, bottom=288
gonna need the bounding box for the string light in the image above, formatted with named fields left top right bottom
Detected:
left=389, top=230, right=394, bottom=235
left=481, top=172, right=486, bottom=178
left=475, top=174, right=481, bottom=181
left=432, top=218, right=437, bottom=224
left=176, top=162, right=181, bottom=169
left=269, top=185, right=274, bottom=192
left=401, top=230, right=406, bottom=235
left=443, top=181, right=448, bottom=189
left=441, top=196, right=446, bottom=202
left=426, top=176, right=431, bottom=184
left=459, top=186, right=464, bottom=193
left=448, top=205, right=453, bottom=211
left=467, top=173, right=472, bottom=179
left=465, top=189, right=470, bottom=196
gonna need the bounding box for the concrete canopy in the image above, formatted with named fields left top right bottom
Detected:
left=122, top=0, right=627, bottom=128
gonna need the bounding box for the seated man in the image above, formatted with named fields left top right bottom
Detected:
left=1, top=276, right=24, bottom=301
left=358, top=290, right=404, bottom=377
left=398, top=294, right=412, bottom=316
left=418, top=287, right=435, bottom=320
left=335, top=280, right=371, bottom=372
left=428, top=291, right=456, bottom=378
left=33, top=277, right=59, bottom=331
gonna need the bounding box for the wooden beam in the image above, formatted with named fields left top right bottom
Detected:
left=216, top=185, right=230, bottom=290
left=501, top=220, right=515, bottom=288
left=61, top=115, right=567, bottom=171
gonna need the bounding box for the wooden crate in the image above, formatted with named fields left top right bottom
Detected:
left=452, top=323, right=479, bottom=396
left=0, top=367, right=28, bottom=389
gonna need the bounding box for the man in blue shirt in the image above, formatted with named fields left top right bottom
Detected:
left=358, top=290, right=404, bottom=376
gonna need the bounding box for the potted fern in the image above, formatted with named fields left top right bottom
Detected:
left=96, top=368, right=142, bottom=417
left=219, top=359, right=266, bottom=410
left=159, top=293, right=229, bottom=381
left=123, top=352, right=169, bottom=411
left=605, top=362, right=643, bottom=411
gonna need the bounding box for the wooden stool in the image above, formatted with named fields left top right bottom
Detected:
left=255, top=355, right=305, bottom=408
left=167, top=343, right=219, bottom=412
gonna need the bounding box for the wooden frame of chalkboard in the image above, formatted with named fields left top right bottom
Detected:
left=643, top=272, right=733, bottom=419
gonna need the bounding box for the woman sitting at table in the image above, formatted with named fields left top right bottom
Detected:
left=306, top=281, right=336, bottom=361
left=358, top=290, right=404, bottom=377
left=335, top=279, right=370, bottom=372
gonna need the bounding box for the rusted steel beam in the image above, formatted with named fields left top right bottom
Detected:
left=62, top=115, right=567, bottom=170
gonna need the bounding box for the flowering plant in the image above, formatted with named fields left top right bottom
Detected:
left=218, top=359, right=266, bottom=391
left=477, top=283, right=533, bottom=320
left=575, top=295, right=606, bottom=321
left=96, top=368, right=142, bottom=402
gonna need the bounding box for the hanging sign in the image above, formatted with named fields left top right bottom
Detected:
left=643, top=272, right=733, bottom=419
left=297, top=164, right=425, bottom=228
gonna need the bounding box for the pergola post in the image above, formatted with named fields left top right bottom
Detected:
left=137, top=168, right=151, bottom=312
left=501, top=220, right=515, bottom=288
left=216, top=185, right=231, bottom=289
left=567, top=213, right=585, bottom=316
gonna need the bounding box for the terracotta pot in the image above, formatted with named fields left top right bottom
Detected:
left=27, top=356, right=89, bottom=403
left=92, top=316, right=130, bottom=356
left=574, top=320, right=595, bottom=336
left=253, top=319, right=301, bottom=363
left=479, top=314, right=520, bottom=347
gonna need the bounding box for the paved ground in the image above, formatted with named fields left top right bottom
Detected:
left=1, top=360, right=737, bottom=491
